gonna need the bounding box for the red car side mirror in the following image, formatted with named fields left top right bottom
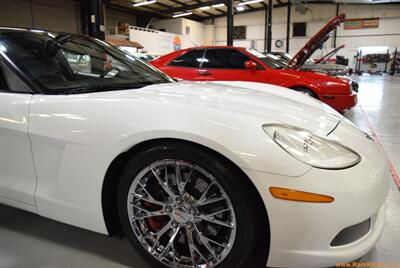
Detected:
left=245, top=60, right=257, bottom=70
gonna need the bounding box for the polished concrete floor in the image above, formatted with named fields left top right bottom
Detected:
left=0, top=75, right=399, bottom=268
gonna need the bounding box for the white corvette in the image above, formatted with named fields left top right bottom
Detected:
left=0, top=28, right=389, bottom=268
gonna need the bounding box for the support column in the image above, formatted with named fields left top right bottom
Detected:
left=227, top=0, right=234, bottom=46
left=286, top=2, right=291, bottom=53
left=266, top=0, right=272, bottom=52
left=264, top=3, right=268, bottom=52
left=81, top=0, right=105, bottom=40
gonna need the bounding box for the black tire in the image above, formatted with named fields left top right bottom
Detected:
left=292, top=87, right=318, bottom=99
left=117, top=141, right=269, bottom=268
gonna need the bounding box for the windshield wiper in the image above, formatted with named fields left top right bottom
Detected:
left=60, top=82, right=155, bottom=95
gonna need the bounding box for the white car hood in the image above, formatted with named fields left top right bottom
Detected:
left=116, top=81, right=341, bottom=135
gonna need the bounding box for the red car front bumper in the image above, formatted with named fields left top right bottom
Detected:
left=321, top=92, right=357, bottom=112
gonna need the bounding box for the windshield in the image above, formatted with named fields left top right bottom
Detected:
left=0, top=31, right=173, bottom=94
left=246, top=48, right=286, bottom=70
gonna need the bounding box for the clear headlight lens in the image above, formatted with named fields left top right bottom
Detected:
left=263, top=124, right=361, bottom=169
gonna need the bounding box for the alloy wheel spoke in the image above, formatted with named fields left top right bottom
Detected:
left=130, top=203, right=168, bottom=220
left=182, top=165, right=194, bottom=191
left=186, top=227, right=197, bottom=266
left=159, top=226, right=180, bottom=260
left=150, top=222, right=173, bottom=253
left=196, top=182, right=215, bottom=205
left=193, top=224, right=219, bottom=261
left=175, top=163, right=185, bottom=195
left=202, top=235, right=228, bottom=249
left=151, top=166, right=177, bottom=200
left=132, top=192, right=166, bottom=206
left=135, top=181, right=166, bottom=206
left=196, top=214, right=234, bottom=229
left=206, top=208, right=231, bottom=217
left=196, top=196, right=226, bottom=207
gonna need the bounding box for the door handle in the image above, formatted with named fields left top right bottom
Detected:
left=198, top=70, right=212, bottom=76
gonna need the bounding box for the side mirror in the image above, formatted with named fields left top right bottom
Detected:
left=245, top=60, right=257, bottom=70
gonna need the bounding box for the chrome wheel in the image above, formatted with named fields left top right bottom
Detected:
left=127, top=159, right=237, bottom=268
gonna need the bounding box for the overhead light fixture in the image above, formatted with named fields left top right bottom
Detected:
left=133, top=0, right=156, bottom=7
left=238, top=0, right=263, bottom=6
left=172, top=11, right=193, bottom=18
left=236, top=6, right=245, bottom=11
left=199, top=6, right=211, bottom=10
left=212, top=3, right=225, bottom=7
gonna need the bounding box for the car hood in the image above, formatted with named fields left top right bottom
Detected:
left=288, top=13, right=346, bottom=69
left=117, top=81, right=341, bottom=135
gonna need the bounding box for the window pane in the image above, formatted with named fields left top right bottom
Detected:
left=233, top=26, right=246, bottom=40
left=202, top=49, right=249, bottom=69
left=169, top=50, right=204, bottom=68
left=293, top=22, right=307, bottom=37
left=0, top=32, right=171, bottom=94
left=0, top=68, right=7, bottom=91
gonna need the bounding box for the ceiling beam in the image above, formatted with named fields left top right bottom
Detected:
left=168, top=0, right=189, bottom=6
left=154, top=1, right=173, bottom=9
left=215, top=8, right=227, bottom=14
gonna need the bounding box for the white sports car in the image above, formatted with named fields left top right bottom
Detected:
left=0, top=28, right=389, bottom=268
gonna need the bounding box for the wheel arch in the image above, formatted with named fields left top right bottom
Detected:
left=289, top=85, right=320, bottom=99
left=101, top=138, right=270, bottom=253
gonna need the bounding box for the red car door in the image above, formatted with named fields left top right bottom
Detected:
left=196, top=48, right=268, bottom=83
left=159, top=49, right=206, bottom=80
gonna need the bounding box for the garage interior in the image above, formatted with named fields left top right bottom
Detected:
left=0, top=0, right=399, bottom=267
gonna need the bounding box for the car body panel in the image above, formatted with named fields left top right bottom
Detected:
left=28, top=81, right=340, bottom=232
left=0, top=93, right=37, bottom=205
left=151, top=46, right=357, bottom=112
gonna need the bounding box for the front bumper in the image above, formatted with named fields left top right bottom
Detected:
left=322, top=92, right=357, bottom=112
left=243, top=120, right=390, bottom=268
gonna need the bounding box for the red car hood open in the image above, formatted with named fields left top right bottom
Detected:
left=288, top=13, right=346, bottom=69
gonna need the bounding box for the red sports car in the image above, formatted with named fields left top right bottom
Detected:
left=150, top=14, right=357, bottom=112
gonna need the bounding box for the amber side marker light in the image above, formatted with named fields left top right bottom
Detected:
left=269, top=187, right=334, bottom=203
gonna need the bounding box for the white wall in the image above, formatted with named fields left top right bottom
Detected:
left=152, top=18, right=204, bottom=46
left=208, top=3, right=400, bottom=67
left=128, top=26, right=199, bottom=54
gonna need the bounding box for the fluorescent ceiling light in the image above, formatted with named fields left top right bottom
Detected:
left=239, top=0, right=263, bottom=6
left=236, top=6, right=245, bottom=11
left=133, top=0, right=156, bottom=7
left=199, top=6, right=211, bottom=10
left=212, top=3, right=225, bottom=7
left=173, top=11, right=193, bottom=18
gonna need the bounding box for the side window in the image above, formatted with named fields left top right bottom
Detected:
left=168, top=50, right=204, bottom=68
left=0, top=62, right=7, bottom=91
left=202, top=49, right=250, bottom=69
left=0, top=61, right=32, bottom=93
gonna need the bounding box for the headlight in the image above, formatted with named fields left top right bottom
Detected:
left=263, top=124, right=361, bottom=169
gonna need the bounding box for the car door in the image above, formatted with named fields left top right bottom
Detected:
left=160, top=49, right=206, bottom=80
left=198, top=48, right=268, bottom=82
left=0, top=59, right=37, bottom=206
